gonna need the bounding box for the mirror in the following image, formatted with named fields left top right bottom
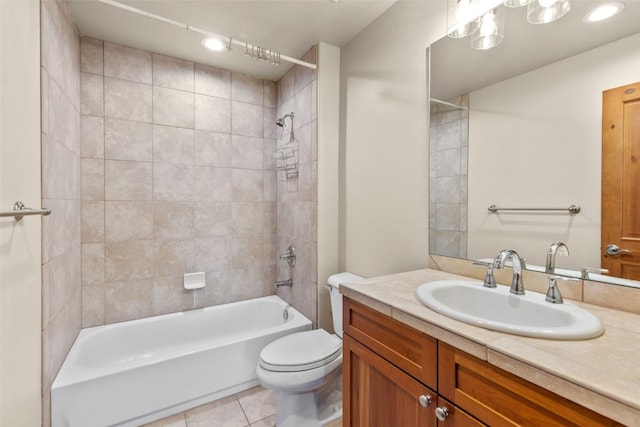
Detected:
left=428, top=1, right=640, bottom=287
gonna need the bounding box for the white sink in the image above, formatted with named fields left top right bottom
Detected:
left=415, top=280, right=604, bottom=340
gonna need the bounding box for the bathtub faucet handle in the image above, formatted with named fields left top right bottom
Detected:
left=279, top=245, right=296, bottom=267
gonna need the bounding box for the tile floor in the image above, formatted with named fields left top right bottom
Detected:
left=142, top=386, right=342, bottom=427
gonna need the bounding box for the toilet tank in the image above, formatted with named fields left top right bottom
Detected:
left=327, top=273, right=364, bottom=338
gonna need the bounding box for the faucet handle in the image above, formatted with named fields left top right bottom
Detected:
left=581, top=267, right=609, bottom=280
left=472, top=261, right=497, bottom=288
left=545, top=275, right=581, bottom=304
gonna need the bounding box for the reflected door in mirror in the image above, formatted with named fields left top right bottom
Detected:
left=602, top=81, right=640, bottom=279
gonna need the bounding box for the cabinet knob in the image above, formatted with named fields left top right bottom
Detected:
left=435, top=406, right=449, bottom=421
left=418, top=394, right=432, bottom=407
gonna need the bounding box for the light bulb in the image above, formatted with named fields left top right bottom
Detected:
left=538, top=0, right=558, bottom=7
left=480, top=12, right=497, bottom=36
left=201, top=37, right=225, bottom=52
left=583, top=2, right=625, bottom=22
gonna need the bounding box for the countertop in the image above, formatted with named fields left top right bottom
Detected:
left=340, top=268, right=640, bottom=427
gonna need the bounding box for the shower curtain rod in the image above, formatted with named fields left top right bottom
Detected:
left=95, top=0, right=318, bottom=70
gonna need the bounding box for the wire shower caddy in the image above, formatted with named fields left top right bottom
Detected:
left=274, top=112, right=299, bottom=181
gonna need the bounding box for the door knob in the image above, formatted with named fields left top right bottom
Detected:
left=418, top=394, right=432, bottom=407
left=605, top=244, right=632, bottom=256
left=435, top=406, right=449, bottom=421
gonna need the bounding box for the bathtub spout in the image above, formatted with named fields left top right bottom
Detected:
left=274, top=279, right=293, bottom=288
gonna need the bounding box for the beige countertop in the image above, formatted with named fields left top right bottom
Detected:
left=340, top=268, right=640, bottom=427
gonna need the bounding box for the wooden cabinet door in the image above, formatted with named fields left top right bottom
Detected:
left=435, top=397, right=486, bottom=427
left=438, top=343, right=623, bottom=427
left=343, top=333, right=437, bottom=427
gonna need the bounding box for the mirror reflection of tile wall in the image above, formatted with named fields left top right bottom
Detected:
left=429, top=95, right=469, bottom=259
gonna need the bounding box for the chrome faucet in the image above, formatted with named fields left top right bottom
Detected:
left=493, top=249, right=526, bottom=295
left=274, top=279, right=293, bottom=288
left=545, top=242, right=569, bottom=273
left=279, top=245, right=296, bottom=267
left=472, top=260, right=497, bottom=288
left=581, top=267, right=609, bottom=280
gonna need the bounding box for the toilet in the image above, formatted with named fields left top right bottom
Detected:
left=256, top=272, right=363, bottom=427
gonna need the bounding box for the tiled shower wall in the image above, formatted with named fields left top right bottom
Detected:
left=40, top=1, right=82, bottom=425
left=429, top=95, right=469, bottom=259
left=79, top=38, right=280, bottom=326
left=274, top=46, right=319, bottom=326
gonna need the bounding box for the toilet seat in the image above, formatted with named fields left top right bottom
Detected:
left=259, top=329, right=342, bottom=372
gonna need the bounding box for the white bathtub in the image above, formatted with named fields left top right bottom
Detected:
left=51, top=295, right=311, bottom=427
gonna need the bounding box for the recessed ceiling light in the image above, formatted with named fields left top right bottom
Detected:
left=201, top=37, right=225, bottom=52
left=583, top=2, right=625, bottom=23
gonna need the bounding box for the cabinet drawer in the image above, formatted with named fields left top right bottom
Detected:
left=435, top=397, right=486, bottom=427
left=438, top=343, right=623, bottom=427
left=343, top=298, right=437, bottom=389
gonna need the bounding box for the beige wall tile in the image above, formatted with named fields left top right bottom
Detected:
left=231, top=135, right=264, bottom=169
left=232, top=235, right=264, bottom=269
left=81, top=115, right=104, bottom=159
left=584, top=280, right=640, bottom=315
left=195, top=130, right=232, bottom=167
left=277, top=67, right=295, bottom=104
left=194, top=63, right=230, bottom=99
left=104, top=42, right=152, bottom=84
left=154, top=202, right=194, bottom=240
left=264, top=202, right=277, bottom=235
left=153, top=275, right=194, bottom=316
left=104, top=279, right=154, bottom=323
left=80, top=72, right=103, bottom=116
left=264, top=170, right=277, bottom=202
left=105, top=201, right=153, bottom=241
left=105, top=159, right=152, bottom=201
left=80, top=37, right=103, bottom=75
left=231, top=72, right=263, bottom=105
left=46, top=199, right=81, bottom=260
left=263, top=80, right=277, bottom=108
left=264, top=107, right=277, bottom=140
left=49, top=78, right=80, bottom=153
left=232, top=169, right=264, bottom=201
left=153, top=54, right=194, bottom=92
left=294, top=82, right=313, bottom=128
left=153, top=125, right=194, bottom=164
left=105, top=118, right=153, bottom=161
left=231, top=101, right=263, bottom=138
left=81, top=200, right=104, bottom=243
left=153, top=86, right=194, bottom=128
left=105, top=240, right=153, bottom=281
left=193, top=202, right=232, bottom=237
left=104, top=77, right=152, bottom=123
left=195, top=94, right=231, bottom=133
left=82, top=243, right=105, bottom=286
left=194, top=237, right=232, bottom=272
left=153, top=163, right=194, bottom=201
left=43, top=136, right=80, bottom=199
left=82, top=284, right=105, bottom=327
left=194, top=166, right=232, bottom=201
left=153, top=239, right=195, bottom=277
left=231, top=202, right=263, bottom=235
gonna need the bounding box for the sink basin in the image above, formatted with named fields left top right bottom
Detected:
left=415, top=280, right=604, bottom=340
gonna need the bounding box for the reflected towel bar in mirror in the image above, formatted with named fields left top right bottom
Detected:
left=0, top=201, right=51, bottom=221
left=487, top=204, right=581, bottom=214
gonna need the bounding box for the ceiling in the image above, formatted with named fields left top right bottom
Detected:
left=69, top=0, right=397, bottom=81
left=430, top=1, right=640, bottom=101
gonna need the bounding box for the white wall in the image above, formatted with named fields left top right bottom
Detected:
left=317, top=42, right=342, bottom=331
left=0, top=0, right=42, bottom=425
left=340, top=1, right=446, bottom=277
left=468, top=32, right=640, bottom=269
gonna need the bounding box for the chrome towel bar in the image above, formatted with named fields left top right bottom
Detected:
left=0, top=201, right=51, bottom=221
left=488, top=204, right=581, bottom=214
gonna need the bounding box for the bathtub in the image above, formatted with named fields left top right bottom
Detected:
left=51, top=295, right=311, bottom=427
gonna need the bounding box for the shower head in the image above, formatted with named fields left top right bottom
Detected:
left=275, top=112, right=294, bottom=127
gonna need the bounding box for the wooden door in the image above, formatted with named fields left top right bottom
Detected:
left=343, top=334, right=437, bottom=427
left=602, top=81, right=640, bottom=279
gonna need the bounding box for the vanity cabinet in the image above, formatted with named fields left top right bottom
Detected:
left=343, top=298, right=622, bottom=427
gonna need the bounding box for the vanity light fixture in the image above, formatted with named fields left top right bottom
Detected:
left=201, top=37, right=225, bottom=52
left=527, top=0, right=571, bottom=24
left=448, top=0, right=572, bottom=50
left=583, top=2, right=625, bottom=23
left=471, top=7, right=505, bottom=50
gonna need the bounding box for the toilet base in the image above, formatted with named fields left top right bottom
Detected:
left=273, top=369, right=343, bottom=427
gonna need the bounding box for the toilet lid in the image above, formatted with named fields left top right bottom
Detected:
left=259, top=329, right=342, bottom=372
